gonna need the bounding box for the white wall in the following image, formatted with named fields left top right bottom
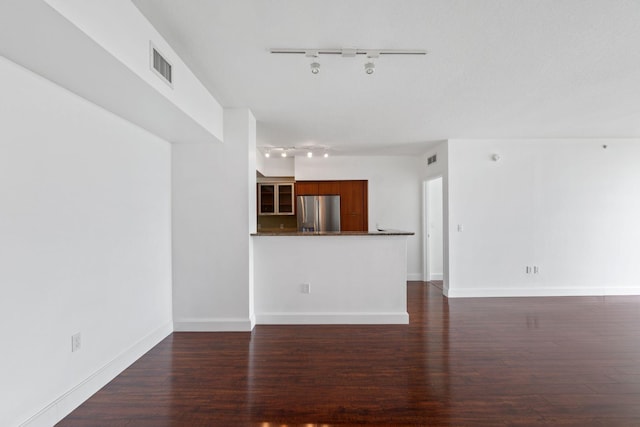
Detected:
left=447, top=138, right=640, bottom=297
left=295, top=156, right=424, bottom=279
left=0, top=0, right=222, bottom=145
left=254, top=235, right=409, bottom=324
left=0, top=57, right=172, bottom=426
left=257, top=153, right=295, bottom=177
left=256, top=149, right=265, bottom=177
left=43, top=0, right=223, bottom=141
left=172, top=109, right=257, bottom=331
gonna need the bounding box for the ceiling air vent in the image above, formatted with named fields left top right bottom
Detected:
left=150, top=43, right=173, bottom=87
left=427, top=154, right=437, bottom=165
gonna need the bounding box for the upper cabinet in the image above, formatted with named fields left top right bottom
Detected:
left=259, top=183, right=295, bottom=215
left=295, top=181, right=318, bottom=196
left=277, top=184, right=294, bottom=214
left=318, top=181, right=341, bottom=195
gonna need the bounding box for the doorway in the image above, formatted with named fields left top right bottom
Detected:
left=424, top=176, right=443, bottom=286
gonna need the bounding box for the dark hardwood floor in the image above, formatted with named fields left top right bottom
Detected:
left=59, top=282, right=640, bottom=426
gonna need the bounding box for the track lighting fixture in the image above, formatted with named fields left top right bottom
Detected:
left=270, top=47, right=425, bottom=75
left=261, top=147, right=330, bottom=159
left=364, top=62, right=375, bottom=75
left=270, top=47, right=426, bottom=56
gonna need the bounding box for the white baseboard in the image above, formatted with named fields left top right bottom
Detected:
left=173, top=317, right=255, bottom=331
left=446, top=287, right=640, bottom=298
left=255, top=312, right=409, bottom=325
left=406, top=273, right=443, bottom=282
left=21, top=321, right=173, bottom=427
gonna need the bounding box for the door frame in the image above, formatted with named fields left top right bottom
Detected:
left=423, top=175, right=444, bottom=283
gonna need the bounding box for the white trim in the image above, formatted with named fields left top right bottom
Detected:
left=407, top=273, right=424, bottom=281
left=443, top=284, right=451, bottom=297
left=422, top=180, right=428, bottom=282
left=21, top=321, right=173, bottom=427
left=173, top=317, right=255, bottom=332
left=256, top=312, right=409, bottom=325
left=423, top=174, right=444, bottom=288
left=446, top=287, right=640, bottom=298
left=428, top=273, right=443, bottom=281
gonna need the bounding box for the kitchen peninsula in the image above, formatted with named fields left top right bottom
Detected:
left=251, top=230, right=414, bottom=325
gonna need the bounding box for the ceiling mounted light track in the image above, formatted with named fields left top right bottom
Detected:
left=270, top=48, right=427, bottom=56
left=261, top=146, right=331, bottom=158
left=271, top=47, right=425, bottom=75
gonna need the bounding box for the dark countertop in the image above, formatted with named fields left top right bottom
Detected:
left=251, top=230, right=414, bottom=236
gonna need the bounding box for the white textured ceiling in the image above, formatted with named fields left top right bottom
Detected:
left=132, top=0, right=640, bottom=155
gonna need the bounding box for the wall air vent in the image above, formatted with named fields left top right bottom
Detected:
left=150, top=43, right=173, bottom=87
left=427, top=154, right=437, bottom=165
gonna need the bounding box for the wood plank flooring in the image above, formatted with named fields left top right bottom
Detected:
left=58, top=282, right=640, bottom=426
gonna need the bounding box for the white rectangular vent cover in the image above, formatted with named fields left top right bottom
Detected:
left=150, top=43, right=172, bottom=86
left=427, top=154, right=437, bottom=165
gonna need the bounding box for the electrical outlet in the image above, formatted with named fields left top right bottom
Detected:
left=301, top=283, right=311, bottom=294
left=71, top=333, right=81, bottom=352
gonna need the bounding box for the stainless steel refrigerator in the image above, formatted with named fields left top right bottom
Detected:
left=296, top=195, right=341, bottom=232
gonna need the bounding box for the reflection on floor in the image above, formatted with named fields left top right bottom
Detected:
left=426, top=279, right=443, bottom=290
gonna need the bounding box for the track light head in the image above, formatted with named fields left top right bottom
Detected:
left=310, top=62, right=320, bottom=74
left=364, top=62, right=375, bottom=75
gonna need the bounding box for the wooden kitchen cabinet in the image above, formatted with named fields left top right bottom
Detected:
left=340, top=180, right=368, bottom=232
left=317, top=181, right=341, bottom=195
left=294, top=180, right=368, bottom=231
left=295, top=181, right=318, bottom=196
